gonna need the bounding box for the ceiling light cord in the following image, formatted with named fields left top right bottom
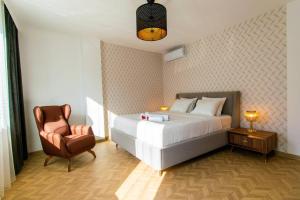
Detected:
left=147, top=0, right=155, bottom=4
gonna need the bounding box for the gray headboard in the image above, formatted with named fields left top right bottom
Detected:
left=176, top=91, right=241, bottom=128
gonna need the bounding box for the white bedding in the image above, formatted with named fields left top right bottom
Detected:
left=111, top=112, right=232, bottom=149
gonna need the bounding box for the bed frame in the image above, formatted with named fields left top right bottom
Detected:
left=111, top=91, right=241, bottom=174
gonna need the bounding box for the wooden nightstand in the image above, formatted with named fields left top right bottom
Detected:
left=228, top=128, right=277, bottom=163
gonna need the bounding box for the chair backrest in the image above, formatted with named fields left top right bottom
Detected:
left=33, top=104, right=71, bottom=136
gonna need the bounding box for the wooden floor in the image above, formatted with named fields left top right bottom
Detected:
left=4, top=141, right=300, bottom=200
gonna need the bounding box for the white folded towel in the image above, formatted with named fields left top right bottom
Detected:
left=140, top=112, right=169, bottom=122
left=148, top=116, right=164, bottom=122
left=148, top=114, right=169, bottom=121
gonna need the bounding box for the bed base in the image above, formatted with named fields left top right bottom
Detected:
left=111, top=128, right=228, bottom=172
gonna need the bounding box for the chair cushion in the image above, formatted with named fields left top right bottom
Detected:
left=64, top=134, right=95, bottom=154
left=42, top=106, right=70, bottom=136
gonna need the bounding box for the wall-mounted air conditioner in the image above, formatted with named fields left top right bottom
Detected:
left=163, top=46, right=186, bottom=62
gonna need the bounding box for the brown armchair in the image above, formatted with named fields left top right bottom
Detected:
left=33, top=104, right=96, bottom=172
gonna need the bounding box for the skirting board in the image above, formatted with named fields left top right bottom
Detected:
left=275, top=150, right=300, bottom=161
left=95, top=136, right=107, bottom=143
left=29, top=136, right=107, bottom=155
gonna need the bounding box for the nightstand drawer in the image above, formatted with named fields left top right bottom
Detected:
left=229, top=133, right=265, bottom=152
left=229, top=134, right=253, bottom=148
left=251, top=138, right=265, bottom=152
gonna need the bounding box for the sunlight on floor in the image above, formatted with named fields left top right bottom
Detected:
left=115, top=162, right=165, bottom=200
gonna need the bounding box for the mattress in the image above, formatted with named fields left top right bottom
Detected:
left=111, top=112, right=232, bottom=149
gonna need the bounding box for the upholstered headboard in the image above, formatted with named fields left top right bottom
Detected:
left=176, top=91, right=241, bottom=128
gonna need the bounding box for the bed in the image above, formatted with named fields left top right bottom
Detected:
left=111, top=91, right=241, bottom=173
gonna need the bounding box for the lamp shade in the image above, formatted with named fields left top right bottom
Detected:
left=136, top=0, right=167, bottom=41
left=244, top=111, right=259, bottom=122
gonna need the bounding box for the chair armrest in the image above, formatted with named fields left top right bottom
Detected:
left=40, top=131, right=68, bottom=153
left=70, top=125, right=94, bottom=136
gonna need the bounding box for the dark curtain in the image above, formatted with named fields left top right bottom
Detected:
left=4, top=5, right=28, bottom=174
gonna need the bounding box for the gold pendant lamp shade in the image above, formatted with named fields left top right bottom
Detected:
left=136, top=0, right=167, bottom=41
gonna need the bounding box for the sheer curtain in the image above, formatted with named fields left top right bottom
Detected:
left=0, top=0, right=15, bottom=198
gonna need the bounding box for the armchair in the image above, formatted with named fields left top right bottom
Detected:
left=33, top=104, right=96, bottom=172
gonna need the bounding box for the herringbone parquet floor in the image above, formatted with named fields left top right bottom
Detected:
left=4, top=142, right=300, bottom=200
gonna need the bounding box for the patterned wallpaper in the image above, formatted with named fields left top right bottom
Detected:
left=163, top=7, right=287, bottom=151
left=101, top=42, right=163, bottom=115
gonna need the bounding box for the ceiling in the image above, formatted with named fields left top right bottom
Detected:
left=4, top=0, right=290, bottom=53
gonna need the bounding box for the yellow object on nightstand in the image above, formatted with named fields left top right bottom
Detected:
left=160, top=106, right=169, bottom=111
left=244, top=111, right=259, bottom=133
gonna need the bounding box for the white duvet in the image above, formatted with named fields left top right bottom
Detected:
left=111, top=112, right=231, bottom=149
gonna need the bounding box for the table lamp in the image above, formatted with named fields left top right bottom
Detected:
left=160, top=106, right=169, bottom=111
left=245, top=111, right=258, bottom=133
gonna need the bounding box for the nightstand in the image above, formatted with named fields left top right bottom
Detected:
left=228, top=128, right=277, bottom=163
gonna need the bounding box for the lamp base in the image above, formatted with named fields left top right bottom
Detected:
left=248, top=128, right=256, bottom=133
left=248, top=121, right=256, bottom=133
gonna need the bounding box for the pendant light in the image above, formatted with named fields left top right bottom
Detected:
left=136, top=0, right=167, bottom=41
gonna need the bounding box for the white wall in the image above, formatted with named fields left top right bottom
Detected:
left=287, top=1, right=300, bottom=156
left=19, top=28, right=105, bottom=152
left=81, top=38, right=105, bottom=139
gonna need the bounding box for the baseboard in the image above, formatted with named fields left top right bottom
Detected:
left=29, top=136, right=108, bottom=155
left=95, top=136, right=107, bottom=143
left=28, top=150, right=44, bottom=155
left=275, top=150, right=300, bottom=161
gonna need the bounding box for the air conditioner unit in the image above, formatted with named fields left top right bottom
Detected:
left=164, top=46, right=186, bottom=62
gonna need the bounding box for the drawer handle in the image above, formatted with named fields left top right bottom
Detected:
left=242, top=139, right=248, bottom=143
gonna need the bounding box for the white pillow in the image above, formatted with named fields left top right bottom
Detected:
left=180, top=98, right=197, bottom=113
left=190, top=100, right=220, bottom=116
left=170, top=98, right=195, bottom=113
left=202, top=97, right=226, bottom=116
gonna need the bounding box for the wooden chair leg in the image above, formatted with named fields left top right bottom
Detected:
left=88, top=150, right=96, bottom=159
left=68, top=159, right=71, bottom=172
left=44, top=156, right=53, bottom=167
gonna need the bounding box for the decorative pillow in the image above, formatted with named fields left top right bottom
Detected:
left=202, top=97, right=226, bottom=116
left=170, top=98, right=196, bottom=113
left=181, top=98, right=198, bottom=113
left=190, top=100, right=220, bottom=116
